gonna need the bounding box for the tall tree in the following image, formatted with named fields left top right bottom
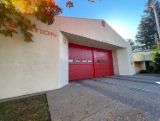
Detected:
left=136, top=0, right=160, bottom=50
left=128, top=39, right=136, bottom=51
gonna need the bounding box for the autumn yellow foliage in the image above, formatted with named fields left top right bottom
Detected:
left=4, top=0, right=56, bottom=13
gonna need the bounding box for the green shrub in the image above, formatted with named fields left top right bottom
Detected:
left=139, top=70, right=150, bottom=73
left=152, top=48, right=160, bottom=73
left=146, top=66, right=154, bottom=73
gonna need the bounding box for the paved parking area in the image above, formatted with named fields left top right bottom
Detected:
left=47, top=75, right=160, bottom=121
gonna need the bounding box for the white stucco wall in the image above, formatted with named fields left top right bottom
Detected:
left=116, top=44, right=135, bottom=75
left=57, top=16, right=128, bottom=48
left=0, top=17, right=62, bottom=100
left=58, top=33, right=69, bottom=88
left=112, top=50, right=119, bottom=75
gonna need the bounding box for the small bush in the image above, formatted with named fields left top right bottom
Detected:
left=152, top=48, right=160, bottom=73
left=139, top=70, right=150, bottom=73
left=146, top=66, right=154, bottom=73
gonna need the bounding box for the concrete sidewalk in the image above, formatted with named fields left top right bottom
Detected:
left=107, top=75, right=160, bottom=85
left=47, top=80, right=156, bottom=121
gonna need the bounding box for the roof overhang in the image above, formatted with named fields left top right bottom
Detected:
left=62, top=31, right=123, bottom=50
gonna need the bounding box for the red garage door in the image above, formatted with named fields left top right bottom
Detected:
left=69, top=43, right=114, bottom=81
left=93, top=48, right=114, bottom=77
left=69, top=44, right=94, bottom=80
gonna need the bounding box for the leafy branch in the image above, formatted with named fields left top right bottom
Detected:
left=0, top=0, right=97, bottom=42
left=0, top=0, right=62, bottom=42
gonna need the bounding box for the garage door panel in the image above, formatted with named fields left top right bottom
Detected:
left=69, top=43, right=114, bottom=81
left=69, top=64, right=94, bottom=80
left=69, top=44, right=94, bottom=81
left=93, top=48, right=114, bottom=77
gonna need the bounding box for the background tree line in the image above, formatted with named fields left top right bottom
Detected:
left=130, top=0, right=160, bottom=73
left=131, top=0, right=160, bottom=51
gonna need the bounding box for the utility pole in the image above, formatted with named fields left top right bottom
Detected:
left=148, top=0, right=160, bottom=48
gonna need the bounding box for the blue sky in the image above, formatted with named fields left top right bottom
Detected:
left=56, top=0, right=147, bottom=40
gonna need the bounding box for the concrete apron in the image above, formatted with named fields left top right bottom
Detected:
left=46, top=80, right=154, bottom=121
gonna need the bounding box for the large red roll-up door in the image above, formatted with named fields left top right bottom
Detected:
left=93, top=48, right=114, bottom=77
left=69, top=44, right=94, bottom=81
left=69, top=43, right=114, bottom=81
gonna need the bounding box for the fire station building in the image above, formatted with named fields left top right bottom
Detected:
left=0, top=16, right=135, bottom=100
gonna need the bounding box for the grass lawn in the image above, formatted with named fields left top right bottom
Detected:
left=0, top=94, right=50, bottom=121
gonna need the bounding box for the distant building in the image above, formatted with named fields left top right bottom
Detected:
left=133, top=50, right=154, bottom=73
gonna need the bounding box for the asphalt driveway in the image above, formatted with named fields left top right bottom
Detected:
left=47, top=74, right=160, bottom=121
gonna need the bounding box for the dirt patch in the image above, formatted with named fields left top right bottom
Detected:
left=0, top=94, right=50, bottom=121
